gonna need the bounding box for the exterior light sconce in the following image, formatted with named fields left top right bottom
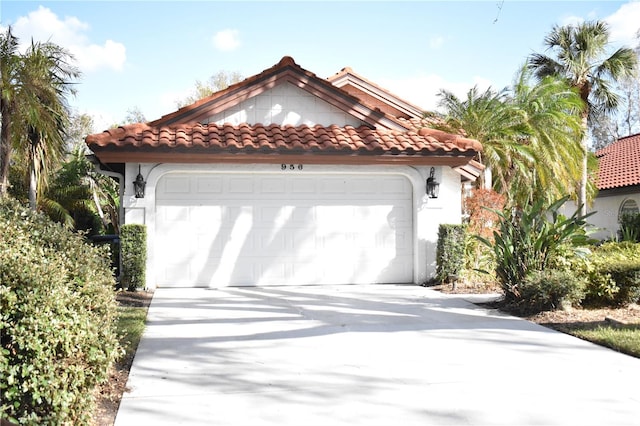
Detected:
left=133, top=165, right=146, bottom=198
left=426, top=167, right=440, bottom=199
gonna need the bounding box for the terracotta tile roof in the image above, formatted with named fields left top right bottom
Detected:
left=85, top=56, right=483, bottom=169
left=87, top=122, right=482, bottom=157
left=596, top=133, right=640, bottom=190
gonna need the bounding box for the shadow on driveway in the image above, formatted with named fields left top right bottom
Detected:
left=115, top=285, right=640, bottom=426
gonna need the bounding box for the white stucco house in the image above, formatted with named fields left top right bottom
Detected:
left=86, top=57, right=483, bottom=289
left=587, top=133, right=640, bottom=240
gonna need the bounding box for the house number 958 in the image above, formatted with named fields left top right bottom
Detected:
left=281, top=164, right=303, bottom=171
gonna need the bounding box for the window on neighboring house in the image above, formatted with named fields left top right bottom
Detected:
left=619, top=199, right=639, bottom=221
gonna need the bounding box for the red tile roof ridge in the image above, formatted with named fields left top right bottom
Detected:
left=418, top=127, right=483, bottom=152
left=149, top=56, right=329, bottom=127
left=146, top=56, right=411, bottom=132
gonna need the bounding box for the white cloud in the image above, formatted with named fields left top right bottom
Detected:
left=560, top=15, right=584, bottom=27
left=429, top=36, right=445, bottom=49
left=212, top=29, right=241, bottom=52
left=605, top=1, right=640, bottom=46
left=8, top=6, right=126, bottom=72
left=379, top=74, right=494, bottom=112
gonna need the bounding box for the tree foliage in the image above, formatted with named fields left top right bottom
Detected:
left=528, top=20, right=638, bottom=213
left=436, top=67, right=584, bottom=206
left=176, top=70, right=244, bottom=108
left=0, top=27, right=79, bottom=209
left=590, top=30, right=640, bottom=149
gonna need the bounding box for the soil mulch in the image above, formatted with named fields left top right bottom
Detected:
left=431, top=281, right=640, bottom=329
left=93, top=290, right=153, bottom=426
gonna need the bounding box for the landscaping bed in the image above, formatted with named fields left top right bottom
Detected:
left=433, top=281, right=640, bottom=358
left=92, top=291, right=153, bottom=426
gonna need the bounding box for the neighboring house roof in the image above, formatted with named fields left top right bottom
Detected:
left=86, top=56, right=482, bottom=169
left=596, top=133, right=640, bottom=190
left=327, top=67, right=424, bottom=120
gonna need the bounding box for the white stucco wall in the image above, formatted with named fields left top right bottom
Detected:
left=118, top=81, right=467, bottom=288
left=202, top=82, right=365, bottom=127
left=562, top=193, right=640, bottom=240
left=123, top=163, right=462, bottom=289
left=589, top=194, right=640, bottom=240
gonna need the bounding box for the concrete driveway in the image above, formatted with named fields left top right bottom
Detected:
left=114, top=285, right=640, bottom=426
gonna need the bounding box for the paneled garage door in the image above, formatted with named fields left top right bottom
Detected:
left=155, top=172, right=413, bottom=287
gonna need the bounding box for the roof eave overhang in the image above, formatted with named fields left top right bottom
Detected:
left=88, top=148, right=477, bottom=167
left=596, top=184, right=640, bottom=198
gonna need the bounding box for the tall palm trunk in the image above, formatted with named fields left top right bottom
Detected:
left=0, top=99, right=12, bottom=197
left=578, top=114, right=589, bottom=217
left=29, top=159, right=37, bottom=210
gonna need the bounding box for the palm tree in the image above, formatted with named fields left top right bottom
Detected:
left=435, top=85, right=526, bottom=194
left=435, top=67, right=584, bottom=206
left=20, top=39, right=78, bottom=209
left=509, top=67, right=585, bottom=206
left=528, top=20, right=638, bottom=215
left=0, top=28, right=79, bottom=208
left=0, top=28, right=20, bottom=197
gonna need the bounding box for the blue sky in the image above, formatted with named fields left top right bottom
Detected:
left=2, top=1, right=639, bottom=131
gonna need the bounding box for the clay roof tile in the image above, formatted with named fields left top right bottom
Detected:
left=595, top=133, right=640, bottom=190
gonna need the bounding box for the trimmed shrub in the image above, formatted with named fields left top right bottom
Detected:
left=120, top=224, right=147, bottom=291
left=436, top=224, right=467, bottom=283
left=585, top=242, right=640, bottom=306
left=0, top=198, right=119, bottom=425
left=519, top=269, right=586, bottom=313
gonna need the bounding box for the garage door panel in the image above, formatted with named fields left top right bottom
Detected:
left=195, top=176, right=223, bottom=193
left=156, top=172, right=413, bottom=287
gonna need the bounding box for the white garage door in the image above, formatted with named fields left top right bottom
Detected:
left=155, top=172, right=413, bottom=287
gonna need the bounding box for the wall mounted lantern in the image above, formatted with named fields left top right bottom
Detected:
left=133, top=165, right=146, bottom=198
left=426, top=167, right=440, bottom=199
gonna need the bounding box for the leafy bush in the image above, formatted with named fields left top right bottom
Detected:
left=464, top=188, right=505, bottom=240
left=436, top=224, right=467, bottom=283
left=462, top=189, right=505, bottom=284
left=619, top=213, right=640, bottom=242
left=477, top=196, right=593, bottom=302
left=518, top=269, right=586, bottom=313
left=584, top=242, right=640, bottom=306
left=121, top=224, right=147, bottom=291
left=0, top=198, right=119, bottom=425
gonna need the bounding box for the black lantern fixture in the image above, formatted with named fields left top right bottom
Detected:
left=426, top=167, right=440, bottom=199
left=133, top=165, right=146, bottom=198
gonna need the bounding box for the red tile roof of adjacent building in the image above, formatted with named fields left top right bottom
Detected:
left=596, top=133, right=640, bottom=190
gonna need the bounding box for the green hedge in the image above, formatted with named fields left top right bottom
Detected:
left=120, top=224, right=147, bottom=291
left=584, top=242, right=640, bottom=307
left=0, top=198, right=119, bottom=425
left=436, top=224, right=467, bottom=283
